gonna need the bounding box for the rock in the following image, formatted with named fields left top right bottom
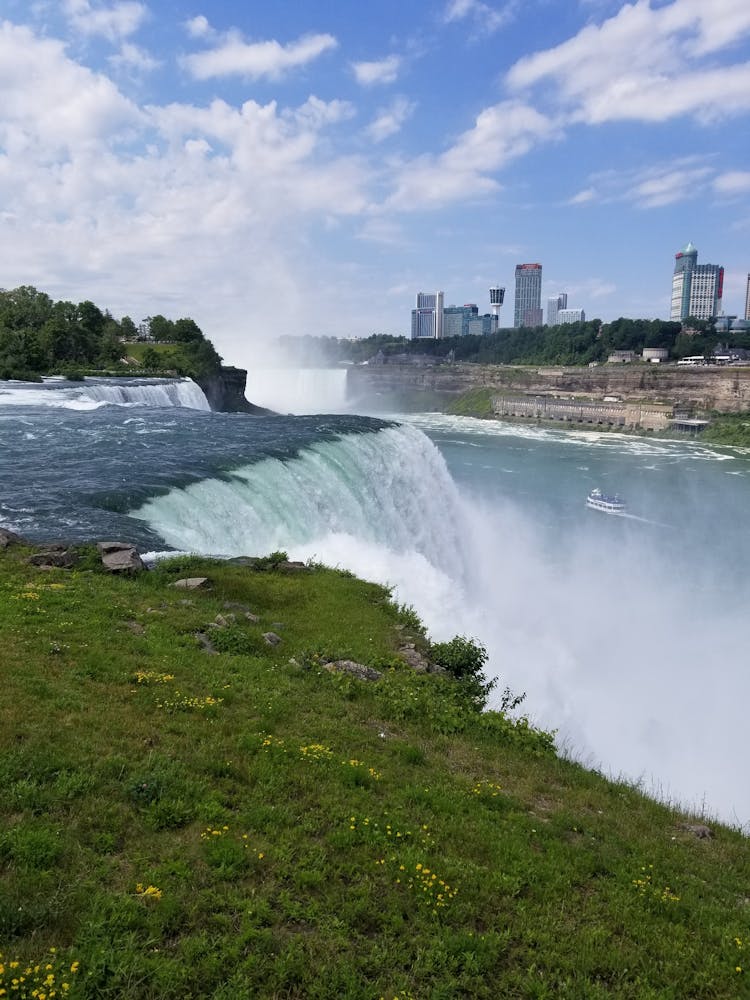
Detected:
left=278, top=560, right=307, bottom=572
left=27, top=548, right=78, bottom=569
left=263, top=632, right=282, bottom=646
left=195, top=631, right=218, bottom=655
left=244, top=612, right=260, bottom=623
left=0, top=528, right=24, bottom=549
left=125, top=620, right=145, bottom=635
left=397, top=645, right=432, bottom=673
left=97, top=542, right=145, bottom=574
left=323, top=660, right=382, bottom=682
left=214, top=613, right=236, bottom=627
left=681, top=823, right=714, bottom=840
left=171, top=577, right=209, bottom=590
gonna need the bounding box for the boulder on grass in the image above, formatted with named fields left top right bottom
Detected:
left=0, top=528, right=25, bottom=549
left=171, top=577, right=209, bottom=590
left=323, top=660, right=382, bottom=682
left=97, top=541, right=145, bottom=574
left=27, top=547, right=79, bottom=569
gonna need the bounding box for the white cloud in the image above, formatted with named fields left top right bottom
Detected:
left=443, top=0, right=513, bottom=33
left=109, top=41, right=160, bottom=73
left=568, top=187, right=596, bottom=205
left=507, top=0, right=750, bottom=125
left=713, top=171, right=750, bottom=196
left=64, top=0, right=147, bottom=41
left=629, top=165, right=714, bottom=207
left=352, top=55, right=401, bottom=86
left=366, top=97, right=415, bottom=142
left=182, top=31, right=338, bottom=81
left=387, top=100, right=559, bottom=210
left=184, top=15, right=212, bottom=39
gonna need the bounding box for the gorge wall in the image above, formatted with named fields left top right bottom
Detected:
left=197, top=366, right=273, bottom=414
left=347, top=362, right=750, bottom=415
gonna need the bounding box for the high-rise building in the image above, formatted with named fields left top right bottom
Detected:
left=547, top=293, right=567, bottom=326
left=745, top=274, right=750, bottom=321
left=410, top=291, right=444, bottom=339
left=670, top=243, right=723, bottom=321
left=689, top=264, right=724, bottom=320
left=670, top=242, right=697, bottom=320
left=514, top=263, right=542, bottom=327
left=443, top=304, right=478, bottom=337
left=558, top=308, right=585, bottom=324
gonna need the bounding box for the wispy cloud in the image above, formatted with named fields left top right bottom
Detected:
left=387, top=100, right=559, bottom=210
left=568, top=157, right=717, bottom=209
left=366, top=97, right=415, bottom=142
left=109, top=41, right=159, bottom=73
left=182, top=31, right=338, bottom=81
left=64, top=0, right=147, bottom=41
left=507, top=0, right=750, bottom=125
left=352, top=55, right=401, bottom=86
left=443, top=0, right=514, bottom=34
left=713, top=170, right=750, bottom=196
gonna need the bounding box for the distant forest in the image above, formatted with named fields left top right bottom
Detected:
left=0, top=285, right=222, bottom=380
left=280, top=316, right=748, bottom=368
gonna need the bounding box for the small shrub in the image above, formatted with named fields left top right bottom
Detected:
left=428, top=635, right=495, bottom=710
left=252, top=550, right=289, bottom=571
left=211, top=625, right=267, bottom=657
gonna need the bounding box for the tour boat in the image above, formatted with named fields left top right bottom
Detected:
left=586, top=487, right=626, bottom=514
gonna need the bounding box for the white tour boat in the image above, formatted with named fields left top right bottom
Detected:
left=586, top=488, right=626, bottom=514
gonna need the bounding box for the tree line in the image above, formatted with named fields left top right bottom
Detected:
left=0, top=285, right=222, bottom=380
left=279, top=316, right=748, bottom=368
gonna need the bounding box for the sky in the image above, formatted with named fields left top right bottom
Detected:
left=1, top=0, right=750, bottom=366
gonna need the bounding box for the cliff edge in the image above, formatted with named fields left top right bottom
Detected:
left=196, top=365, right=274, bottom=414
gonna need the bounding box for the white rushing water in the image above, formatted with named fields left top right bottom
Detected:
left=243, top=367, right=349, bottom=414
left=132, top=406, right=750, bottom=829
left=0, top=377, right=210, bottom=410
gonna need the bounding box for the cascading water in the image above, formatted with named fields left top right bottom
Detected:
left=0, top=377, right=210, bottom=410
left=243, top=368, right=349, bottom=414
left=80, top=378, right=210, bottom=410
left=131, top=424, right=468, bottom=608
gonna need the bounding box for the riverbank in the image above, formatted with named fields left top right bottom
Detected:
left=1, top=536, right=748, bottom=998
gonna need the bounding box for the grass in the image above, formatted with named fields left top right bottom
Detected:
left=445, top=388, right=495, bottom=418
left=1, top=543, right=749, bottom=999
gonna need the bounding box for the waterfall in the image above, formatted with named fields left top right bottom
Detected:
left=79, top=378, right=211, bottom=410
left=243, top=368, right=349, bottom=414
left=131, top=422, right=468, bottom=598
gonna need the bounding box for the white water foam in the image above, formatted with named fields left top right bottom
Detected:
left=131, top=420, right=750, bottom=828
left=0, top=377, right=210, bottom=410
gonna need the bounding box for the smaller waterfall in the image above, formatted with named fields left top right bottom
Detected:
left=243, top=368, right=349, bottom=414
left=80, top=378, right=211, bottom=410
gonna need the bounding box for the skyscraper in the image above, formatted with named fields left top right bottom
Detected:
left=745, top=274, right=750, bottom=322
left=670, top=243, right=723, bottom=321
left=689, top=265, right=724, bottom=320
left=514, top=264, right=542, bottom=327
left=410, top=291, right=444, bottom=339
left=670, top=242, right=697, bottom=320
left=547, top=292, right=567, bottom=326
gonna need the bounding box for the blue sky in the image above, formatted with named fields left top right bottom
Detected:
left=1, top=0, right=749, bottom=364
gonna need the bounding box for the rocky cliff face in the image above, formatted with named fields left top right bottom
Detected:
left=347, top=362, right=750, bottom=414
left=196, top=366, right=274, bottom=414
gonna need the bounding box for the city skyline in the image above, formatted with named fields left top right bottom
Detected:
left=1, top=1, right=749, bottom=365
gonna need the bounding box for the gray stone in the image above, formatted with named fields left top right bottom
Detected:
left=195, top=631, right=218, bottom=655
left=398, top=645, right=432, bottom=672
left=681, top=823, right=714, bottom=840
left=323, top=660, right=382, bottom=682
left=99, top=544, right=145, bottom=574
left=171, top=577, right=209, bottom=590
left=214, top=613, right=236, bottom=627
left=263, top=631, right=282, bottom=646
left=0, top=528, right=24, bottom=549
left=27, top=549, right=78, bottom=569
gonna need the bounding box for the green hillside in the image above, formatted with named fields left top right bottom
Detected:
left=0, top=541, right=747, bottom=999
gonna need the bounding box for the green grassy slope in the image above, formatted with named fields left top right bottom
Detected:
left=1, top=545, right=748, bottom=999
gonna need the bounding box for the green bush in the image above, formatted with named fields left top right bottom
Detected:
left=428, top=635, right=495, bottom=710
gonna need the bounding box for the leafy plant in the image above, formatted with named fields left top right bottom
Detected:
left=428, top=635, right=496, bottom=709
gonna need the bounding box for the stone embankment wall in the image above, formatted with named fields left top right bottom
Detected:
left=493, top=395, right=671, bottom=430
left=347, top=362, right=750, bottom=415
